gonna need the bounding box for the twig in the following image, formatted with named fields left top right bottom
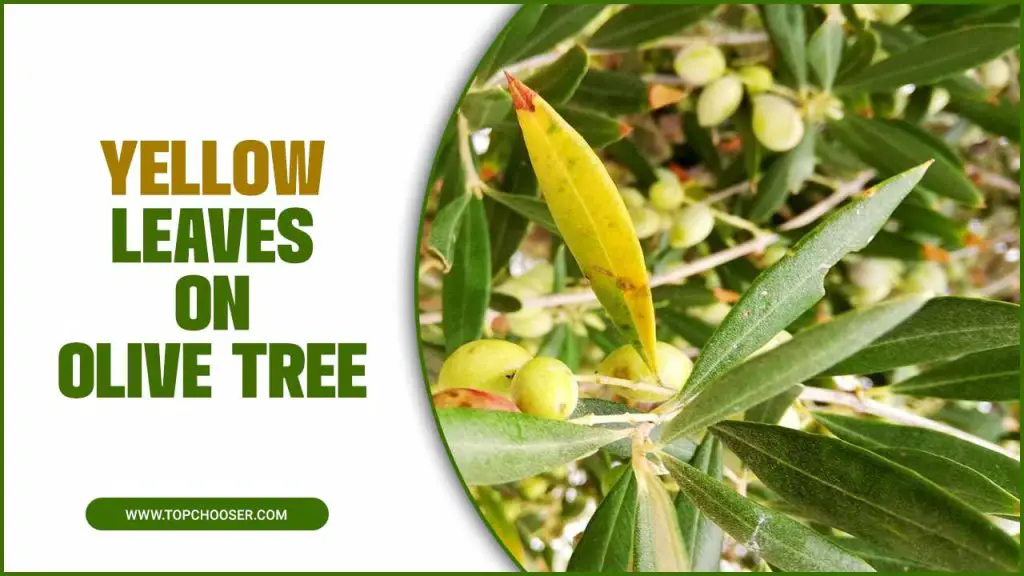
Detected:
left=799, top=387, right=1019, bottom=461
left=575, top=373, right=675, bottom=399
left=968, top=166, right=1020, bottom=196
left=417, top=172, right=875, bottom=323
left=570, top=412, right=663, bottom=426
left=977, top=267, right=1020, bottom=298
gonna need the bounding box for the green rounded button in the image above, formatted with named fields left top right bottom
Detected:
left=86, top=497, right=328, bottom=530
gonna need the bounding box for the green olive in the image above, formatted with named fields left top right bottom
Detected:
left=669, top=204, right=715, bottom=249
left=432, top=387, right=519, bottom=412
left=506, top=309, right=556, bottom=339
left=752, top=94, right=805, bottom=152
left=649, top=177, right=685, bottom=212
left=437, top=339, right=533, bottom=398
left=597, top=341, right=693, bottom=401
left=630, top=206, right=663, bottom=240
left=737, top=65, right=774, bottom=94
left=697, top=75, right=743, bottom=127
left=979, top=59, right=1011, bottom=91
left=673, top=43, right=726, bottom=87
left=518, top=476, right=550, bottom=500
left=619, top=186, right=647, bottom=211
left=510, top=357, right=579, bottom=420
left=900, top=262, right=948, bottom=297
left=497, top=280, right=556, bottom=339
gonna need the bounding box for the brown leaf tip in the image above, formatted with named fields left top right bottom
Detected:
left=504, top=71, right=536, bottom=112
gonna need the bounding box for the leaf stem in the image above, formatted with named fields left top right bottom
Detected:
left=570, top=412, right=663, bottom=426
left=575, top=373, right=675, bottom=399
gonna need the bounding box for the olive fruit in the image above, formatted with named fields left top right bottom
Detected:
left=752, top=94, right=805, bottom=152
left=673, top=43, right=726, bottom=87
left=669, top=204, right=715, bottom=249
left=432, top=388, right=519, bottom=412
left=497, top=280, right=556, bottom=339
left=697, top=75, right=743, bottom=127
left=848, top=258, right=897, bottom=289
left=689, top=301, right=731, bottom=325
left=518, top=476, right=549, bottom=500
left=506, top=310, right=556, bottom=339
left=737, top=65, right=773, bottom=94
left=516, top=262, right=555, bottom=294
left=630, top=206, right=662, bottom=240
left=437, top=339, right=533, bottom=397
left=510, top=357, right=578, bottom=419
left=979, top=59, right=1011, bottom=91
left=900, top=262, right=948, bottom=296
left=597, top=341, right=693, bottom=401
left=648, top=170, right=685, bottom=211
left=619, top=186, right=647, bottom=211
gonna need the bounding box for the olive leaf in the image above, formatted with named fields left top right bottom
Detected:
left=487, top=134, right=537, bottom=274
left=888, top=345, right=1020, bottom=401
left=524, top=44, right=589, bottom=105
left=671, top=162, right=931, bottom=409
left=836, top=24, right=1021, bottom=93
left=829, top=115, right=982, bottom=206
left=556, top=106, right=631, bottom=149
left=713, top=421, right=1021, bottom=572
left=484, top=5, right=605, bottom=79
left=675, top=436, right=724, bottom=571
left=807, top=18, right=844, bottom=91
left=508, top=75, right=659, bottom=372
left=482, top=187, right=558, bottom=235
left=661, top=296, right=925, bottom=443
left=442, top=197, right=491, bottom=353
left=831, top=538, right=939, bottom=572
left=824, top=297, right=1020, bottom=376
left=662, top=452, right=875, bottom=572
left=875, top=447, right=1020, bottom=516
left=570, top=69, right=650, bottom=116
left=746, top=128, right=816, bottom=223
left=812, top=413, right=1021, bottom=496
left=437, top=408, right=629, bottom=486
left=427, top=193, right=470, bottom=271
left=835, top=27, right=878, bottom=85
left=567, top=467, right=638, bottom=572
left=633, top=457, right=689, bottom=572
left=587, top=4, right=718, bottom=49
left=761, top=5, right=807, bottom=88
left=461, top=89, right=513, bottom=131
left=949, top=96, right=1021, bottom=143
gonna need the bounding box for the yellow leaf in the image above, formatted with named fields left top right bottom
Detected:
left=506, top=73, right=658, bottom=373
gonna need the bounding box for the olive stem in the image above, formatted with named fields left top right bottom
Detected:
left=574, top=373, right=675, bottom=399
left=570, top=412, right=663, bottom=426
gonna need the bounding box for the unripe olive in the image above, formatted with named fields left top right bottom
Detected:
left=673, top=43, right=727, bottom=87
left=669, top=204, right=715, bottom=249
left=752, top=330, right=792, bottom=357
left=849, top=283, right=892, bottom=309
left=432, top=387, right=520, bottom=412
left=927, top=87, right=951, bottom=116
left=979, top=59, right=1011, bottom=91
left=697, top=75, right=744, bottom=127
left=597, top=341, right=693, bottom=401
left=510, top=357, right=579, bottom=420
left=437, top=339, right=533, bottom=397
left=759, top=244, right=789, bottom=268
left=506, top=309, right=556, bottom=339
left=874, top=3, right=911, bottom=24
left=619, top=186, right=647, bottom=211
left=737, top=65, right=774, bottom=94
left=630, top=206, right=662, bottom=240
left=689, top=301, right=731, bottom=325
left=848, top=258, right=896, bottom=289
left=649, top=177, right=686, bottom=212
left=752, top=94, right=805, bottom=152
left=517, top=262, right=555, bottom=294
left=518, top=476, right=549, bottom=500
left=900, top=262, right=949, bottom=297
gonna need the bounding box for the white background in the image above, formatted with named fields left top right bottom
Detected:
left=4, top=5, right=515, bottom=571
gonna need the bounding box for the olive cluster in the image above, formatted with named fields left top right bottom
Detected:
left=622, top=169, right=715, bottom=249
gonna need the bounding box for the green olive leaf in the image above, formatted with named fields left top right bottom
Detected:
left=427, top=193, right=470, bottom=271
left=836, top=24, right=1021, bottom=94
left=587, top=4, right=717, bottom=49
left=436, top=408, right=629, bottom=486
left=524, top=44, right=589, bottom=105
left=835, top=27, right=879, bottom=85
left=487, top=134, right=538, bottom=274
left=567, top=467, right=638, bottom=572
left=888, top=345, right=1020, bottom=401
left=812, top=412, right=1021, bottom=496
left=485, top=5, right=605, bottom=78
left=633, top=457, right=690, bottom=572
left=744, top=385, right=802, bottom=425
left=807, top=18, right=844, bottom=91
left=949, top=96, right=1021, bottom=143
left=661, top=296, right=925, bottom=443
left=713, top=421, right=1021, bottom=572
left=761, top=5, right=807, bottom=88
left=556, top=106, right=631, bottom=149
left=746, top=127, right=816, bottom=223
left=823, top=297, right=1020, bottom=376
left=462, top=89, right=513, bottom=131
left=875, top=447, right=1020, bottom=516
left=891, top=201, right=968, bottom=249
left=662, top=452, right=875, bottom=572
left=570, top=69, right=649, bottom=116
left=671, top=162, right=931, bottom=410
left=831, top=538, right=939, bottom=572
left=829, top=115, right=983, bottom=206
left=442, top=197, right=491, bottom=353
left=675, top=435, right=724, bottom=571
